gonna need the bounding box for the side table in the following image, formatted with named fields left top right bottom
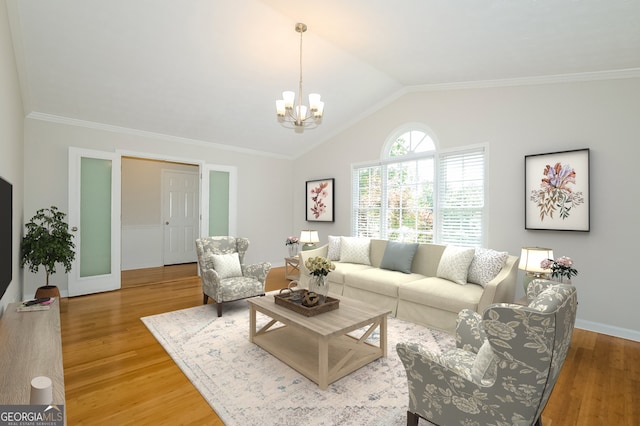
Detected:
left=284, top=256, right=300, bottom=280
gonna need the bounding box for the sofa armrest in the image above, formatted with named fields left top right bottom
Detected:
left=456, top=309, right=486, bottom=353
left=477, top=254, right=519, bottom=313
left=396, top=342, right=479, bottom=417
left=526, top=278, right=557, bottom=302
left=242, top=262, right=271, bottom=285
left=200, top=268, right=221, bottom=298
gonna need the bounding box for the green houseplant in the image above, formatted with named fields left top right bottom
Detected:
left=21, top=206, right=76, bottom=297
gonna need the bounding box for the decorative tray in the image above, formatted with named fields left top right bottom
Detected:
left=274, top=289, right=340, bottom=317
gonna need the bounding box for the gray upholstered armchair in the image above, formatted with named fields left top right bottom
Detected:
left=397, top=279, right=577, bottom=426
left=195, top=236, right=271, bottom=317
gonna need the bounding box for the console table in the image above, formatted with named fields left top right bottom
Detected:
left=0, top=298, right=66, bottom=407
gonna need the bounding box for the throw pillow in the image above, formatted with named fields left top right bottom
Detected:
left=467, top=247, right=509, bottom=287
left=339, top=237, right=371, bottom=265
left=380, top=241, right=419, bottom=274
left=327, top=235, right=341, bottom=261
left=471, top=340, right=498, bottom=384
left=436, top=246, right=475, bottom=285
left=212, top=252, right=242, bottom=279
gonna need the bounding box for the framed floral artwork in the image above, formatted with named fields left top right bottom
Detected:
left=525, top=148, right=590, bottom=231
left=306, top=178, right=334, bottom=222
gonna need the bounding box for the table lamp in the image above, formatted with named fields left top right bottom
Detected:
left=300, top=230, right=319, bottom=251
left=518, top=247, right=554, bottom=293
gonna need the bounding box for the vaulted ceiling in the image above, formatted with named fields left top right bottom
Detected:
left=7, top=0, right=640, bottom=158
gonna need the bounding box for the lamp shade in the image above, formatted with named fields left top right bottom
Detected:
left=299, top=230, right=319, bottom=244
left=282, top=91, right=295, bottom=109
left=308, top=93, right=321, bottom=110
left=518, top=247, right=554, bottom=273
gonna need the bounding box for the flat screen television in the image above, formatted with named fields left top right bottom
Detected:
left=0, top=176, right=12, bottom=299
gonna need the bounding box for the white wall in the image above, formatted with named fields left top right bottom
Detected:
left=294, top=77, right=640, bottom=341
left=121, top=158, right=197, bottom=270
left=23, top=118, right=295, bottom=297
left=0, top=0, right=24, bottom=315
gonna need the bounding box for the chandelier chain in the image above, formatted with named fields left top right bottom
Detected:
left=297, top=25, right=304, bottom=117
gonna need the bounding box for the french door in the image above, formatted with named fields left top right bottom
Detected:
left=67, top=148, right=235, bottom=296
left=68, top=148, right=121, bottom=296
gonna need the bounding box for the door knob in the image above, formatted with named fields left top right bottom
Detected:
left=71, top=226, right=78, bottom=232
left=165, top=221, right=169, bottom=225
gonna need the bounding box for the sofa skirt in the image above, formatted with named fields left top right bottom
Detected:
left=396, top=300, right=459, bottom=334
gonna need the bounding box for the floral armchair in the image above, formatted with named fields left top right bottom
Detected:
left=195, top=236, right=271, bottom=317
left=397, top=280, right=577, bottom=426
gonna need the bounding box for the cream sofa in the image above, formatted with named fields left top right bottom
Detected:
left=299, top=238, right=519, bottom=334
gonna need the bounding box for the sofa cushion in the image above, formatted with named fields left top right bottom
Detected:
left=410, top=243, right=446, bottom=276
left=380, top=241, right=419, bottom=274
left=468, top=247, right=509, bottom=287
left=327, top=262, right=374, bottom=285
left=327, top=235, right=341, bottom=261
left=345, top=268, right=424, bottom=297
left=436, top=246, right=475, bottom=285
left=339, top=237, right=371, bottom=265
left=398, top=277, right=484, bottom=313
left=212, top=252, right=242, bottom=279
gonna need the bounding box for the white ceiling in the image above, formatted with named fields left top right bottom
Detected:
left=7, top=0, right=640, bottom=158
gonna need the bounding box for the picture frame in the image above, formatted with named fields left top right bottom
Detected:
left=525, top=148, right=590, bottom=231
left=306, top=178, right=334, bottom=222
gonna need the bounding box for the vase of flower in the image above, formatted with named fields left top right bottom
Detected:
left=310, top=275, right=329, bottom=304
left=559, top=276, right=572, bottom=284
left=304, top=256, right=335, bottom=305
left=540, top=256, right=578, bottom=285
left=285, top=236, right=299, bottom=257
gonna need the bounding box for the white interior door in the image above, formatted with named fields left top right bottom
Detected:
left=68, top=147, right=121, bottom=296
left=163, top=170, right=199, bottom=265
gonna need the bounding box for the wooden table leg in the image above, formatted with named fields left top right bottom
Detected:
left=318, top=336, right=329, bottom=390
left=249, top=305, right=256, bottom=343
left=380, top=314, right=387, bottom=357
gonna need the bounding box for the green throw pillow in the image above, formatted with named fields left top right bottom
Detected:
left=380, top=241, right=419, bottom=274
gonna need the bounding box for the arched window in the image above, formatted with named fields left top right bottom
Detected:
left=386, top=129, right=435, bottom=158
left=352, top=125, right=486, bottom=246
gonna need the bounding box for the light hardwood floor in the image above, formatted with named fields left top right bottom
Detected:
left=59, top=265, right=639, bottom=425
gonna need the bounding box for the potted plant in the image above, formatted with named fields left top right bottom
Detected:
left=21, top=206, right=76, bottom=298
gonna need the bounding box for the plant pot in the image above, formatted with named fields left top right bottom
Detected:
left=35, top=285, right=60, bottom=299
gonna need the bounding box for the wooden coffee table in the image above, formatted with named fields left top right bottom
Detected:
left=247, top=295, right=391, bottom=390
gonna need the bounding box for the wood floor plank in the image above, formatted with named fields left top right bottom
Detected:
left=59, top=265, right=640, bottom=425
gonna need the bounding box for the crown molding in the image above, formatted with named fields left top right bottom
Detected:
left=407, top=68, right=640, bottom=92
left=25, top=112, right=294, bottom=160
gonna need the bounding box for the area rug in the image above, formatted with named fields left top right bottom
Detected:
left=141, top=298, right=454, bottom=426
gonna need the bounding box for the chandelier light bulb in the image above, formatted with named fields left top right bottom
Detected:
left=275, top=22, right=324, bottom=131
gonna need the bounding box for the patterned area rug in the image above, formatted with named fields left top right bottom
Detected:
left=141, top=297, right=453, bottom=426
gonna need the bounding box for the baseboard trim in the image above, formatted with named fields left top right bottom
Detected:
left=576, top=319, right=640, bottom=342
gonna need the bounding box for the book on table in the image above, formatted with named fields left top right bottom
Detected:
left=16, top=297, right=55, bottom=312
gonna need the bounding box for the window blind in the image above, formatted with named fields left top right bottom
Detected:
left=436, top=148, right=485, bottom=246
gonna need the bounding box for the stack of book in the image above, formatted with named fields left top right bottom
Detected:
left=16, top=297, right=56, bottom=312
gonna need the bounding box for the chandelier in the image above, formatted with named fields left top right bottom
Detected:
left=276, top=23, right=324, bottom=131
